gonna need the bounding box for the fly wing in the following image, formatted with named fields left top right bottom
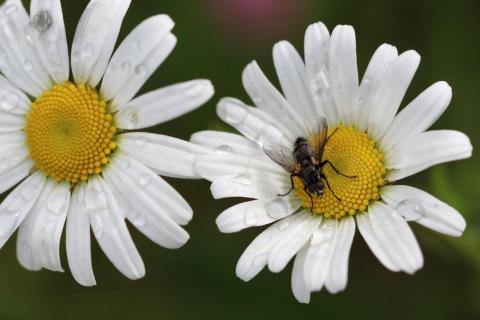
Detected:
left=263, top=142, right=297, bottom=173
left=309, top=117, right=328, bottom=162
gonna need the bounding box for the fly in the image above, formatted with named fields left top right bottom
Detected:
left=263, top=118, right=356, bottom=211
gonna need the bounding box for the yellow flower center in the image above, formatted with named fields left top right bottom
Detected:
left=25, top=83, right=117, bottom=183
left=293, top=126, right=386, bottom=219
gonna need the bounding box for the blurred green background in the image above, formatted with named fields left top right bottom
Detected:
left=0, top=0, right=479, bottom=319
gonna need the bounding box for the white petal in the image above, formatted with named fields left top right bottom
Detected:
left=386, top=130, right=472, bottom=181
left=304, top=22, right=338, bottom=126
left=190, top=130, right=264, bottom=159
left=0, top=171, right=45, bottom=249
left=66, top=183, right=96, bottom=286
left=0, top=0, right=51, bottom=96
left=118, top=132, right=208, bottom=179
left=328, top=25, right=359, bottom=126
left=211, top=172, right=290, bottom=199
left=194, top=154, right=285, bottom=182
left=382, top=185, right=466, bottom=237
left=30, top=0, right=69, bottom=83
left=0, top=111, right=25, bottom=132
left=216, top=97, right=288, bottom=146
left=235, top=212, right=307, bottom=282
left=86, top=176, right=145, bottom=280
left=291, top=245, right=310, bottom=304
left=0, top=75, right=31, bottom=115
left=356, top=202, right=423, bottom=274
left=356, top=44, right=398, bottom=131
left=366, top=50, right=420, bottom=140
left=0, top=159, right=34, bottom=194
left=101, top=15, right=177, bottom=107
left=215, top=196, right=300, bottom=233
left=268, top=213, right=321, bottom=273
left=16, top=178, right=56, bottom=271
left=325, top=216, right=355, bottom=293
left=31, top=181, right=70, bottom=272
left=0, top=131, right=25, bottom=145
left=303, top=218, right=336, bottom=292
left=381, top=82, right=452, bottom=152
left=71, top=0, right=130, bottom=87
left=115, top=79, right=214, bottom=130
left=273, top=41, right=319, bottom=130
left=103, top=155, right=190, bottom=248
left=242, top=61, right=303, bottom=139
left=0, top=143, right=29, bottom=176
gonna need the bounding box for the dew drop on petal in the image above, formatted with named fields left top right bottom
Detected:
left=32, top=10, right=53, bottom=32
left=235, top=173, right=253, bottom=186
left=47, top=194, right=66, bottom=216
left=215, top=145, right=234, bottom=154
left=134, top=64, right=147, bottom=77
left=185, top=82, right=204, bottom=96
left=82, top=44, right=93, bottom=58
left=135, top=136, right=148, bottom=147
left=121, top=61, right=131, bottom=73
left=396, top=199, right=423, bottom=222
left=253, top=254, right=267, bottom=267
left=129, top=212, right=146, bottom=227
left=0, top=210, right=20, bottom=238
left=23, top=61, right=33, bottom=71
left=138, top=174, right=152, bottom=187
left=267, top=198, right=288, bottom=219
left=1, top=93, right=19, bottom=111
left=244, top=209, right=257, bottom=226
left=278, top=219, right=290, bottom=231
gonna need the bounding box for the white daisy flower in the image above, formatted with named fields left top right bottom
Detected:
left=191, top=22, right=472, bottom=303
left=0, top=0, right=214, bottom=285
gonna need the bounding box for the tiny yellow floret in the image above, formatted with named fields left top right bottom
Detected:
left=294, top=126, right=386, bottom=219
left=25, top=82, right=117, bottom=183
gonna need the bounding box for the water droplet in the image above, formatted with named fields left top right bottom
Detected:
left=119, top=159, right=131, bottom=170
left=244, top=210, right=257, bottom=226
left=23, top=61, right=33, bottom=71
left=4, top=4, right=17, bottom=16
left=72, top=50, right=80, bottom=61
left=31, top=10, right=53, bottom=32
left=0, top=159, right=10, bottom=171
left=134, top=64, right=147, bottom=76
left=121, top=61, right=131, bottom=73
left=138, top=174, right=152, bottom=187
left=219, top=100, right=246, bottom=125
left=0, top=210, right=20, bottom=237
left=135, top=136, right=148, bottom=147
left=129, top=212, right=146, bottom=227
left=215, top=144, right=234, bottom=154
left=92, top=224, right=104, bottom=238
left=396, top=199, right=423, bottom=221
left=252, top=96, right=263, bottom=104
left=47, top=194, right=66, bottom=216
left=82, top=44, right=93, bottom=58
left=278, top=219, right=290, bottom=231
left=253, top=254, right=267, bottom=267
left=121, top=107, right=138, bottom=128
left=267, top=198, right=288, bottom=219
left=235, top=174, right=253, bottom=186
left=185, top=83, right=203, bottom=96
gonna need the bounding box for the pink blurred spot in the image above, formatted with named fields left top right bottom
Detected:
left=208, top=0, right=309, bottom=47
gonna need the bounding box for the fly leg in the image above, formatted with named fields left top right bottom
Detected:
left=279, top=173, right=298, bottom=197
left=320, top=160, right=357, bottom=179
left=321, top=173, right=341, bottom=202
left=304, top=185, right=314, bottom=213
